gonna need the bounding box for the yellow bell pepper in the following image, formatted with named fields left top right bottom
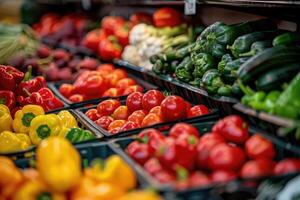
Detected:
left=85, top=155, right=136, bottom=191
left=16, top=133, right=31, bottom=147
left=13, top=179, right=66, bottom=200
left=117, top=191, right=162, bottom=200
left=0, top=131, right=30, bottom=153
left=0, top=104, right=12, bottom=132
left=70, top=177, right=125, bottom=200
left=29, top=114, right=61, bottom=145
left=36, top=137, right=81, bottom=192
left=57, top=110, right=78, bottom=129
left=58, top=127, right=71, bottom=138
left=13, top=105, right=44, bottom=134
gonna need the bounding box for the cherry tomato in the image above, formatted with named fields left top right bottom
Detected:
left=59, top=83, right=74, bottom=98
left=153, top=8, right=182, bottom=27
left=188, top=105, right=209, bottom=118
left=210, top=170, right=237, bottom=183
left=141, top=113, right=163, bottom=127
left=149, top=106, right=163, bottom=119
left=209, top=143, right=246, bottom=171
left=245, top=134, right=276, bottom=160
left=137, top=128, right=165, bottom=152
left=273, top=158, right=300, bottom=175
left=112, top=105, right=129, bottom=120
left=240, top=159, right=275, bottom=179
left=95, top=116, right=114, bottom=130
left=196, top=133, right=225, bottom=170
left=127, top=110, right=147, bottom=125
left=126, top=92, right=144, bottom=112
left=188, top=172, right=211, bottom=188
left=161, top=95, right=186, bottom=122
left=85, top=109, right=100, bottom=121
left=169, top=123, right=200, bottom=139
left=142, top=90, right=165, bottom=111
left=102, top=88, right=122, bottom=97
left=69, top=94, right=84, bottom=102
left=123, top=85, right=143, bottom=95
left=107, top=119, right=126, bottom=134
left=97, top=99, right=121, bottom=116
left=116, top=78, right=137, bottom=90
left=119, top=121, right=140, bottom=132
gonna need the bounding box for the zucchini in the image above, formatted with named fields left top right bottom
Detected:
left=237, top=46, right=300, bottom=83
left=273, top=32, right=300, bottom=46
left=239, top=40, right=272, bottom=57
left=228, top=30, right=282, bottom=58
left=256, top=62, right=300, bottom=91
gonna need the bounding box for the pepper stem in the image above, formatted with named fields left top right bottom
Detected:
left=23, top=88, right=32, bottom=97
left=23, top=66, right=32, bottom=81
left=37, top=192, right=52, bottom=200
left=22, top=112, right=35, bottom=127
left=239, top=50, right=255, bottom=57
left=36, top=124, right=51, bottom=139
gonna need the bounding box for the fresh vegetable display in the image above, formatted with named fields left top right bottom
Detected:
left=0, top=65, right=64, bottom=112
left=0, top=104, right=94, bottom=153
left=125, top=116, right=300, bottom=189
left=84, top=89, right=210, bottom=134
left=0, top=137, right=162, bottom=199
left=58, top=64, right=145, bottom=102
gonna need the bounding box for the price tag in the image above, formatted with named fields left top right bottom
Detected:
left=82, top=0, right=91, bottom=10
left=185, top=0, right=196, bottom=15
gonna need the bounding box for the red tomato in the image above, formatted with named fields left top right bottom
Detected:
left=127, top=110, right=147, bottom=125
left=188, top=105, right=209, bottom=118
left=137, top=128, right=165, bottom=152
left=240, top=159, right=275, bottom=179
left=98, top=38, right=122, bottom=62
left=210, top=170, right=237, bottom=183
left=116, top=78, right=137, bottom=90
left=154, top=170, right=176, bottom=184
left=273, top=158, right=300, bottom=175
left=142, top=90, right=165, bottom=111
left=97, top=63, right=115, bottom=72
left=130, top=12, right=153, bottom=26
left=123, top=85, right=143, bottom=95
left=82, top=29, right=107, bottom=52
left=209, top=143, right=246, bottom=171
left=119, top=121, right=140, bottom=132
left=126, top=92, right=144, bottom=112
left=245, top=134, right=276, bottom=160
left=101, top=16, right=125, bottom=35
left=107, top=119, right=126, bottom=134
left=94, top=116, right=114, bottom=130
left=97, top=99, right=121, bottom=116
left=102, top=88, right=122, bottom=97
left=144, top=158, right=163, bottom=175
left=153, top=8, right=182, bottom=27
left=196, top=133, right=226, bottom=170
left=112, top=105, right=129, bottom=120
left=149, top=106, right=163, bottom=119
left=59, top=83, right=74, bottom=98
left=127, top=141, right=153, bottom=165
left=114, top=26, right=129, bottom=47
left=103, top=73, right=121, bottom=87
left=113, top=69, right=128, bottom=80
left=68, top=94, right=84, bottom=102
left=188, top=172, right=211, bottom=188
left=161, top=95, right=186, bottom=122
left=169, top=123, right=200, bottom=139
left=185, top=101, right=192, bottom=114
left=85, top=109, right=100, bottom=121
left=141, top=113, right=163, bottom=127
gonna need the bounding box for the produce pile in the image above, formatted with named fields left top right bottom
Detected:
left=59, top=64, right=144, bottom=102
left=84, top=89, right=210, bottom=134
left=0, top=137, right=162, bottom=200
left=0, top=65, right=63, bottom=113
left=126, top=116, right=300, bottom=189
left=0, top=104, right=94, bottom=153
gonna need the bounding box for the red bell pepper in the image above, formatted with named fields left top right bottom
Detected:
left=126, top=141, right=153, bottom=165
left=0, top=90, right=16, bottom=110
left=212, top=115, right=249, bottom=144
left=130, top=12, right=153, bottom=26
left=16, top=76, right=46, bottom=96
left=0, top=65, right=24, bottom=91
left=153, top=8, right=182, bottom=27
left=98, top=36, right=122, bottom=62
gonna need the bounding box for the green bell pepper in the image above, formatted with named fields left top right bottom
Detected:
left=175, top=57, right=194, bottom=82
left=191, top=53, right=216, bottom=78
left=65, top=127, right=95, bottom=142
left=239, top=40, right=272, bottom=57
left=218, top=54, right=233, bottom=74
left=223, top=57, right=249, bottom=83
left=201, top=69, right=225, bottom=94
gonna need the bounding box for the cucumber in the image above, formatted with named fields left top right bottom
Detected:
left=239, top=40, right=272, bottom=57
left=273, top=32, right=300, bottom=46
left=256, top=62, right=300, bottom=91
left=237, top=46, right=300, bottom=83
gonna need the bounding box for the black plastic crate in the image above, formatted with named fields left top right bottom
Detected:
left=112, top=121, right=300, bottom=200
left=114, top=60, right=238, bottom=116
left=48, top=73, right=158, bottom=108
left=75, top=98, right=220, bottom=138
left=1, top=109, right=104, bottom=159
left=14, top=142, right=151, bottom=189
